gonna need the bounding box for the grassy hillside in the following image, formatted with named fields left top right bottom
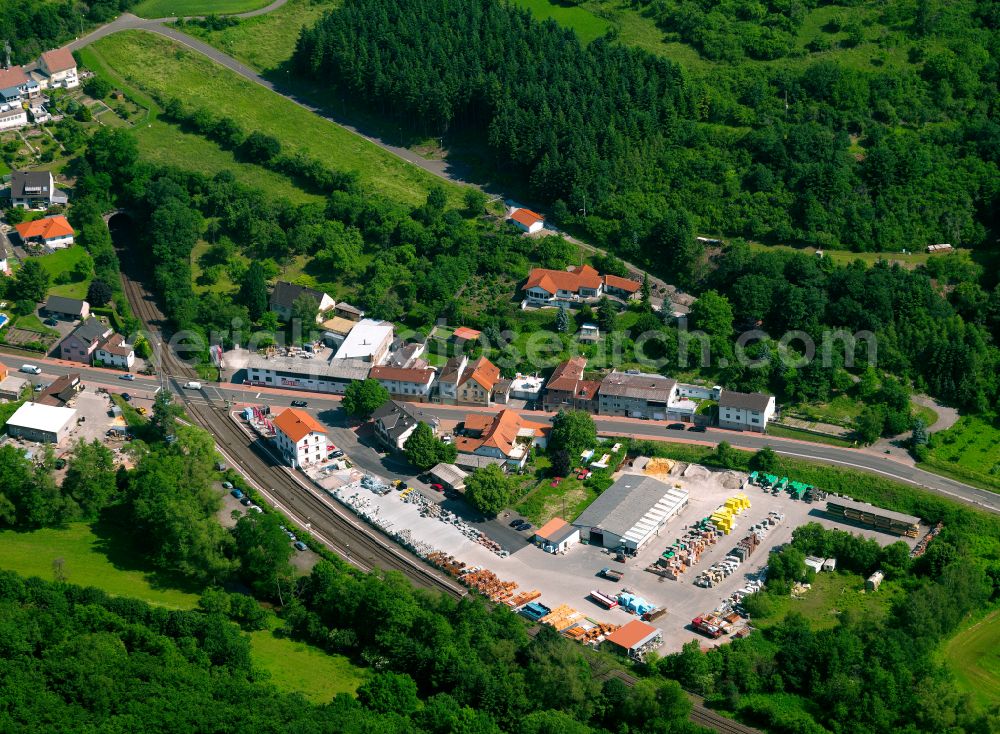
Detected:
left=87, top=30, right=458, bottom=207
left=944, top=609, right=1000, bottom=709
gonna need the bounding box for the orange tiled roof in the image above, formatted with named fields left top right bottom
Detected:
left=524, top=264, right=602, bottom=295
left=453, top=326, right=482, bottom=341
left=535, top=517, right=569, bottom=541
left=510, top=208, right=543, bottom=227
left=369, top=365, right=435, bottom=384
left=15, top=215, right=73, bottom=241
left=606, top=619, right=659, bottom=650
left=457, top=408, right=546, bottom=458
left=603, top=274, right=641, bottom=293
left=0, top=66, right=28, bottom=89
left=272, top=407, right=326, bottom=442
left=461, top=356, right=500, bottom=391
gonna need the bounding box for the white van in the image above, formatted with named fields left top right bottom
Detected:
left=20, top=364, right=42, bottom=375
left=183, top=381, right=202, bottom=390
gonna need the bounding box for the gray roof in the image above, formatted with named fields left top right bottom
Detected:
left=68, top=316, right=108, bottom=342
left=573, top=475, right=674, bottom=537
left=11, top=170, right=53, bottom=198
left=429, top=462, right=468, bottom=487
left=371, top=399, right=437, bottom=441
left=600, top=371, right=676, bottom=401
left=246, top=352, right=371, bottom=382
left=537, top=521, right=579, bottom=545
left=719, top=390, right=772, bottom=412
left=438, top=356, right=466, bottom=384
left=335, top=302, right=363, bottom=316
left=269, top=281, right=328, bottom=310
left=45, top=295, right=88, bottom=316
left=826, top=497, right=920, bottom=526
left=387, top=342, right=423, bottom=369
left=454, top=454, right=505, bottom=470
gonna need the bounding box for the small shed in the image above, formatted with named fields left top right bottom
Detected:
left=804, top=555, right=824, bottom=574
left=578, top=323, right=600, bottom=343
left=866, top=570, right=884, bottom=591
left=822, top=558, right=837, bottom=572
left=429, top=463, right=468, bottom=491
left=533, top=517, right=580, bottom=554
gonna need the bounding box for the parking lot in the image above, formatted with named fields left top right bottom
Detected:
left=335, top=459, right=921, bottom=653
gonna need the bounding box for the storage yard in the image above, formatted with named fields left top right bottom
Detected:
left=331, top=456, right=922, bottom=653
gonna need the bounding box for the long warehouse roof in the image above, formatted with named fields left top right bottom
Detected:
left=573, top=475, right=686, bottom=539
left=826, top=497, right=920, bottom=525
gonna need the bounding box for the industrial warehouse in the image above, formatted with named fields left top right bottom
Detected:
left=572, top=475, right=689, bottom=552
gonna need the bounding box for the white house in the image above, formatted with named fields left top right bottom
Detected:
left=509, top=207, right=544, bottom=234
left=272, top=407, right=327, bottom=468
left=371, top=400, right=439, bottom=451
left=93, top=333, right=135, bottom=369
left=717, top=390, right=776, bottom=432
left=0, top=103, right=27, bottom=131
left=37, top=48, right=78, bottom=89
left=9, top=170, right=67, bottom=209
left=15, top=215, right=74, bottom=249
left=368, top=365, right=436, bottom=399
left=436, top=355, right=468, bottom=402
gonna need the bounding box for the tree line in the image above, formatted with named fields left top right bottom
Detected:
left=291, top=0, right=998, bottom=254
left=0, top=0, right=137, bottom=64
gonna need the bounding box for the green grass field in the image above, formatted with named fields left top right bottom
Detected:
left=182, top=0, right=337, bottom=71
left=32, top=247, right=92, bottom=300
left=748, top=241, right=935, bottom=270
left=77, top=44, right=324, bottom=206
left=88, top=31, right=455, bottom=207
left=508, top=0, right=611, bottom=44
left=943, top=609, right=1000, bottom=709
left=251, top=628, right=367, bottom=702
left=0, top=523, right=203, bottom=609
left=765, top=424, right=855, bottom=448
left=752, top=572, right=899, bottom=631
left=922, top=415, right=1000, bottom=493
left=132, top=0, right=272, bottom=18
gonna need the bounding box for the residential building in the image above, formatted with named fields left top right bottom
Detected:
left=272, top=407, right=327, bottom=468
left=602, top=274, right=642, bottom=300
left=334, top=302, right=364, bottom=321
left=371, top=399, right=439, bottom=451
left=508, top=373, right=544, bottom=402
left=455, top=408, right=547, bottom=471
left=0, top=102, right=27, bottom=131
left=268, top=281, right=335, bottom=322
left=578, top=323, right=600, bottom=343
left=37, top=48, right=78, bottom=89
left=717, top=390, right=776, bottom=432
left=533, top=517, right=580, bottom=554
left=9, top=170, right=67, bottom=209
left=245, top=352, right=370, bottom=394
left=58, top=316, right=111, bottom=362
left=573, top=475, right=689, bottom=552
left=93, top=333, right=135, bottom=369
left=368, top=365, right=436, bottom=399
left=43, top=295, right=90, bottom=321
left=598, top=371, right=678, bottom=420
left=456, top=356, right=500, bottom=406
left=36, top=373, right=82, bottom=407
left=509, top=207, right=544, bottom=234
left=436, top=355, right=468, bottom=403
left=385, top=341, right=425, bottom=369
left=0, top=66, right=37, bottom=103
left=5, top=402, right=76, bottom=443
left=543, top=357, right=586, bottom=411
left=0, top=229, right=11, bottom=273
left=522, top=264, right=603, bottom=303
left=333, top=318, right=393, bottom=363
left=14, top=214, right=74, bottom=249
left=492, top=378, right=512, bottom=404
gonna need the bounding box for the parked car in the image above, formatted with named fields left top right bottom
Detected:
left=328, top=450, right=344, bottom=459
left=240, top=497, right=252, bottom=506
left=519, top=523, right=533, bottom=532
left=230, top=489, right=244, bottom=499
left=509, top=518, right=522, bottom=528
left=430, top=483, right=444, bottom=491
left=221, top=481, right=233, bottom=490
left=120, top=373, right=136, bottom=381
left=293, top=541, right=307, bottom=552
left=250, top=505, right=263, bottom=514
left=43, top=317, right=58, bottom=327
left=291, top=400, right=308, bottom=407
left=667, top=423, right=685, bottom=430
left=121, top=393, right=132, bottom=402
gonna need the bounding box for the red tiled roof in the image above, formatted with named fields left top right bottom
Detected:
left=272, top=408, right=326, bottom=442
left=41, top=47, right=76, bottom=73
left=15, top=215, right=73, bottom=241
left=462, top=356, right=500, bottom=391
left=369, top=365, right=435, bottom=384
left=456, top=409, right=546, bottom=458
left=0, top=66, right=28, bottom=89
left=523, top=264, right=602, bottom=295
left=453, top=326, right=482, bottom=341
left=535, top=517, right=568, bottom=541
left=546, top=357, right=587, bottom=392
left=575, top=380, right=602, bottom=400
left=603, top=274, right=641, bottom=293
left=510, top=208, right=543, bottom=227
left=606, top=620, right=659, bottom=650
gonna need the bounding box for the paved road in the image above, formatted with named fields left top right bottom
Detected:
left=6, top=353, right=997, bottom=514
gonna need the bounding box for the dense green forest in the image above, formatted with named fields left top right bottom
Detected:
left=293, top=0, right=998, bottom=254
left=0, top=1, right=135, bottom=63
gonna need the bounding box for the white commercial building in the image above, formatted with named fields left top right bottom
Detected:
left=245, top=352, right=371, bottom=394
left=333, top=318, right=394, bottom=363
left=5, top=402, right=77, bottom=443
left=272, top=407, right=327, bottom=468
left=573, top=475, right=688, bottom=552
